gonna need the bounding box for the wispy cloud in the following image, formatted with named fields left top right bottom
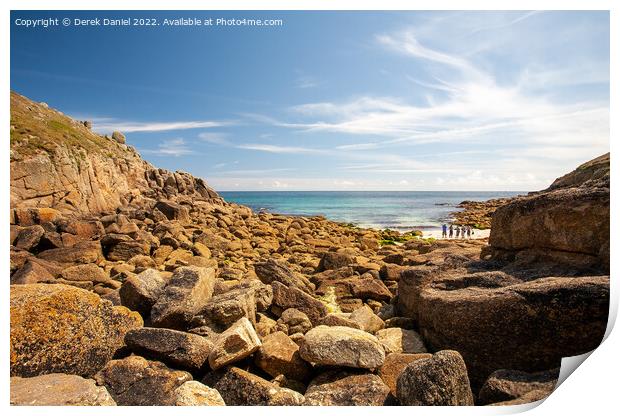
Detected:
left=466, top=11, right=543, bottom=36
left=376, top=30, right=480, bottom=77
left=237, top=144, right=326, bottom=154
left=141, top=138, right=193, bottom=157
left=256, top=28, right=608, bottom=157
left=216, top=168, right=295, bottom=176
left=198, top=132, right=231, bottom=145
left=94, top=120, right=229, bottom=134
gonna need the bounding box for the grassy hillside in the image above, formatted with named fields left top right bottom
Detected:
left=10, top=91, right=128, bottom=160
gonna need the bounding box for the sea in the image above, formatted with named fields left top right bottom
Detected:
left=219, top=191, right=521, bottom=232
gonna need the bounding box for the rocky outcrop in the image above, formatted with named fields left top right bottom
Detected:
left=545, top=153, right=610, bottom=191
left=488, top=153, right=609, bottom=274
left=10, top=284, right=142, bottom=378
left=10, top=92, right=221, bottom=216
left=417, top=275, right=609, bottom=388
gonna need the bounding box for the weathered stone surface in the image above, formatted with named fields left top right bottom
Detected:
left=119, top=268, right=167, bottom=316
left=319, top=313, right=362, bottom=329
left=193, top=285, right=257, bottom=327
left=10, top=373, right=116, bottom=406
left=380, top=263, right=405, bottom=281
left=11, top=260, right=55, bottom=284
left=192, top=241, right=212, bottom=258
left=255, top=258, right=314, bottom=293
left=111, top=131, right=125, bottom=144
left=10, top=284, right=142, bottom=378
left=271, top=281, right=328, bottom=325
left=304, top=371, right=390, bottom=406
left=255, top=331, right=311, bottom=381
left=207, top=367, right=304, bottom=405
left=348, top=278, right=392, bottom=302
left=375, top=327, right=426, bottom=354
left=396, top=350, right=474, bottom=406
left=94, top=355, right=192, bottom=405
left=173, top=380, right=225, bottom=406
left=396, top=267, right=436, bottom=320
left=60, top=263, right=108, bottom=283
left=242, top=279, right=274, bottom=311
left=155, top=200, right=190, bottom=223
left=37, top=240, right=103, bottom=264
left=317, top=251, right=355, bottom=271
left=151, top=266, right=216, bottom=329
left=349, top=305, right=385, bottom=334
left=379, top=353, right=432, bottom=395
left=256, top=313, right=278, bottom=338
left=125, top=327, right=213, bottom=371
left=14, top=224, right=45, bottom=250
left=276, top=308, right=312, bottom=335
left=299, top=325, right=385, bottom=369
left=417, top=275, right=609, bottom=387
left=107, top=240, right=150, bottom=262
left=478, top=368, right=559, bottom=405
left=208, top=317, right=261, bottom=370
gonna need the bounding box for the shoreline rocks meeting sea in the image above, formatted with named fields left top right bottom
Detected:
left=9, top=92, right=610, bottom=406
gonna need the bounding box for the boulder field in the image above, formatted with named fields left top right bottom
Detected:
left=9, top=92, right=609, bottom=406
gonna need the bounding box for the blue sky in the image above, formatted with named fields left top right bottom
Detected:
left=11, top=10, right=609, bottom=191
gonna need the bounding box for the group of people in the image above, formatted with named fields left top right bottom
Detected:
left=441, top=223, right=474, bottom=239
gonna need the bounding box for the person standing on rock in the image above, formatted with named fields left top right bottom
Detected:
left=467, top=226, right=472, bottom=239
left=455, top=225, right=460, bottom=238
left=442, top=224, right=448, bottom=238
left=449, top=224, right=454, bottom=238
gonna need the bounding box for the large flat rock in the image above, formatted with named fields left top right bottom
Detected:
left=417, top=275, right=609, bottom=388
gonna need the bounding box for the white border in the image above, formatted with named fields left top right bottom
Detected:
left=1, top=1, right=616, bottom=416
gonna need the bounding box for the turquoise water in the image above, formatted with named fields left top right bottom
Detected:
left=220, top=191, right=520, bottom=232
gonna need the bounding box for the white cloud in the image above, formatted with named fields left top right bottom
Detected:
left=216, top=168, right=295, bottom=176
left=256, top=28, right=608, bottom=165
left=376, top=30, right=482, bottom=78
left=93, top=120, right=229, bottom=134
left=272, top=180, right=290, bottom=188
left=237, top=144, right=326, bottom=154
left=141, top=138, right=192, bottom=157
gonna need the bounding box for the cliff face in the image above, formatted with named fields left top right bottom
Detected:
left=10, top=92, right=221, bottom=216
left=488, top=153, right=610, bottom=273
left=545, top=152, right=610, bottom=191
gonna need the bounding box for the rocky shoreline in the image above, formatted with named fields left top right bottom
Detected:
left=9, top=92, right=610, bottom=406
left=450, top=198, right=515, bottom=229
